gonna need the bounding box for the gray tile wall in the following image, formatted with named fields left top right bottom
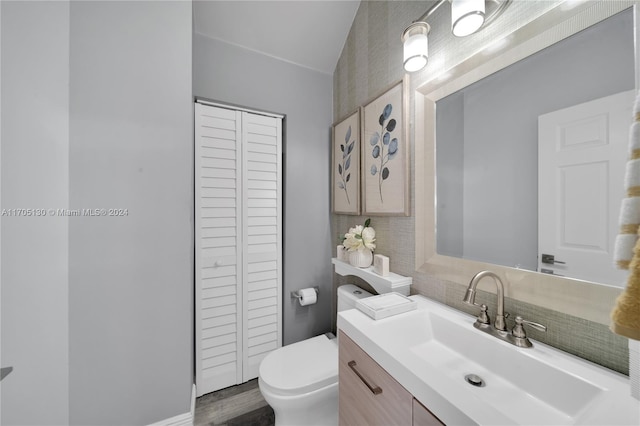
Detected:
left=332, top=0, right=630, bottom=375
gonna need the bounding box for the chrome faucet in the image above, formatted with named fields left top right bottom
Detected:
left=463, top=271, right=507, bottom=331
left=463, top=270, right=546, bottom=348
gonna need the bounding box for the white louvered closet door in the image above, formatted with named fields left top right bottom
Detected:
left=195, top=103, right=282, bottom=396
left=241, top=112, right=283, bottom=381
left=195, top=103, right=243, bottom=396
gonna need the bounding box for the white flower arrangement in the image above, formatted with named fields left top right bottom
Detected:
left=342, top=218, right=376, bottom=252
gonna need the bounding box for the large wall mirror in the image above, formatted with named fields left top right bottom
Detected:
left=436, top=7, right=634, bottom=286
left=415, top=0, right=638, bottom=324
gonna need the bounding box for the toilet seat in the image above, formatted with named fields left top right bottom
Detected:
left=259, top=335, right=338, bottom=396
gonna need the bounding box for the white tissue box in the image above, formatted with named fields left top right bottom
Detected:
left=356, top=292, right=417, bottom=320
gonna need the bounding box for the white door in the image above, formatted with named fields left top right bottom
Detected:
left=538, top=90, right=634, bottom=286
left=195, top=103, right=283, bottom=396
left=195, top=103, right=244, bottom=396
left=241, top=112, right=282, bottom=381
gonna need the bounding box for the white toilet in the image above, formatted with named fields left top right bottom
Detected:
left=258, top=284, right=373, bottom=426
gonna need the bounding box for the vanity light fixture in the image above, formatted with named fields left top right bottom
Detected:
left=402, top=0, right=511, bottom=73
left=402, top=22, right=430, bottom=73
left=452, top=0, right=485, bottom=37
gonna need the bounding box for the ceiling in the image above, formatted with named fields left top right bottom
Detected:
left=193, top=0, right=361, bottom=75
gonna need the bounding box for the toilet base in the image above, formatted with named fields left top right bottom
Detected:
left=259, top=378, right=338, bottom=426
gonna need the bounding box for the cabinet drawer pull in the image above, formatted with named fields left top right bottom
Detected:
left=348, top=360, right=382, bottom=395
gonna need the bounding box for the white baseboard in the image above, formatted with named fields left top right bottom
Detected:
left=149, top=384, right=196, bottom=426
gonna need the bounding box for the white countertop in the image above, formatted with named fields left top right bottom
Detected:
left=337, top=295, right=640, bottom=425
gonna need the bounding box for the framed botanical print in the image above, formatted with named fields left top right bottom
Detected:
left=332, top=109, right=360, bottom=214
left=361, top=80, right=409, bottom=216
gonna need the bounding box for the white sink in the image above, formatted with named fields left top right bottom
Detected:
left=338, top=295, right=640, bottom=425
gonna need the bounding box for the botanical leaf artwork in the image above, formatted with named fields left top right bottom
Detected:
left=332, top=110, right=361, bottom=215
left=361, top=82, right=406, bottom=216
left=338, top=125, right=355, bottom=204
left=369, top=103, right=399, bottom=202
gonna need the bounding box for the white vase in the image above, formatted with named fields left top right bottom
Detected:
left=349, top=249, right=373, bottom=268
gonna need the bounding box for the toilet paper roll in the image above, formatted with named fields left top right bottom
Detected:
left=298, top=288, right=317, bottom=306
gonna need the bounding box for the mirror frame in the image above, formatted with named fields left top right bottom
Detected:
left=415, top=0, right=639, bottom=325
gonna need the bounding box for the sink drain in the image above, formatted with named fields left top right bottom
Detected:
left=465, top=374, right=485, bottom=387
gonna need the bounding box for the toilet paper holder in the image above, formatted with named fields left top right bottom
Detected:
left=290, top=286, right=319, bottom=300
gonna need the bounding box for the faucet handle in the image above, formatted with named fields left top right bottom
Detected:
left=512, top=316, right=547, bottom=338
left=476, top=304, right=490, bottom=325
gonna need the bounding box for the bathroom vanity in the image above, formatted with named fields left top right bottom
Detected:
left=337, top=295, right=640, bottom=425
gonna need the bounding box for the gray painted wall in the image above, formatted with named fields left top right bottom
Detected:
left=193, top=33, right=334, bottom=345
left=437, top=9, right=634, bottom=271
left=1, top=2, right=70, bottom=424
left=1, top=1, right=193, bottom=424
left=68, top=2, right=193, bottom=424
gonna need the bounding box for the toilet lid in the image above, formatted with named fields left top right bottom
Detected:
left=259, top=335, right=338, bottom=396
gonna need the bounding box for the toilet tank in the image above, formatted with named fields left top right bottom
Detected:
left=337, top=284, right=373, bottom=312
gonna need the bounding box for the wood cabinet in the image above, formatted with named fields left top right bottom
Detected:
left=195, top=102, right=283, bottom=396
left=339, top=331, right=412, bottom=425
left=339, top=330, right=444, bottom=426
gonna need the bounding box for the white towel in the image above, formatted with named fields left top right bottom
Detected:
left=616, top=93, right=640, bottom=269
left=612, top=92, right=640, bottom=374
left=618, top=197, right=640, bottom=228
left=614, top=234, right=637, bottom=267
left=629, top=122, right=640, bottom=156
left=625, top=158, right=640, bottom=191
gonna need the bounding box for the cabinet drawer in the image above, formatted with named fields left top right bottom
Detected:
left=339, top=331, right=412, bottom=426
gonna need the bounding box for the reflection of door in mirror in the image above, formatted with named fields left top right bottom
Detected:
left=538, top=90, right=634, bottom=286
